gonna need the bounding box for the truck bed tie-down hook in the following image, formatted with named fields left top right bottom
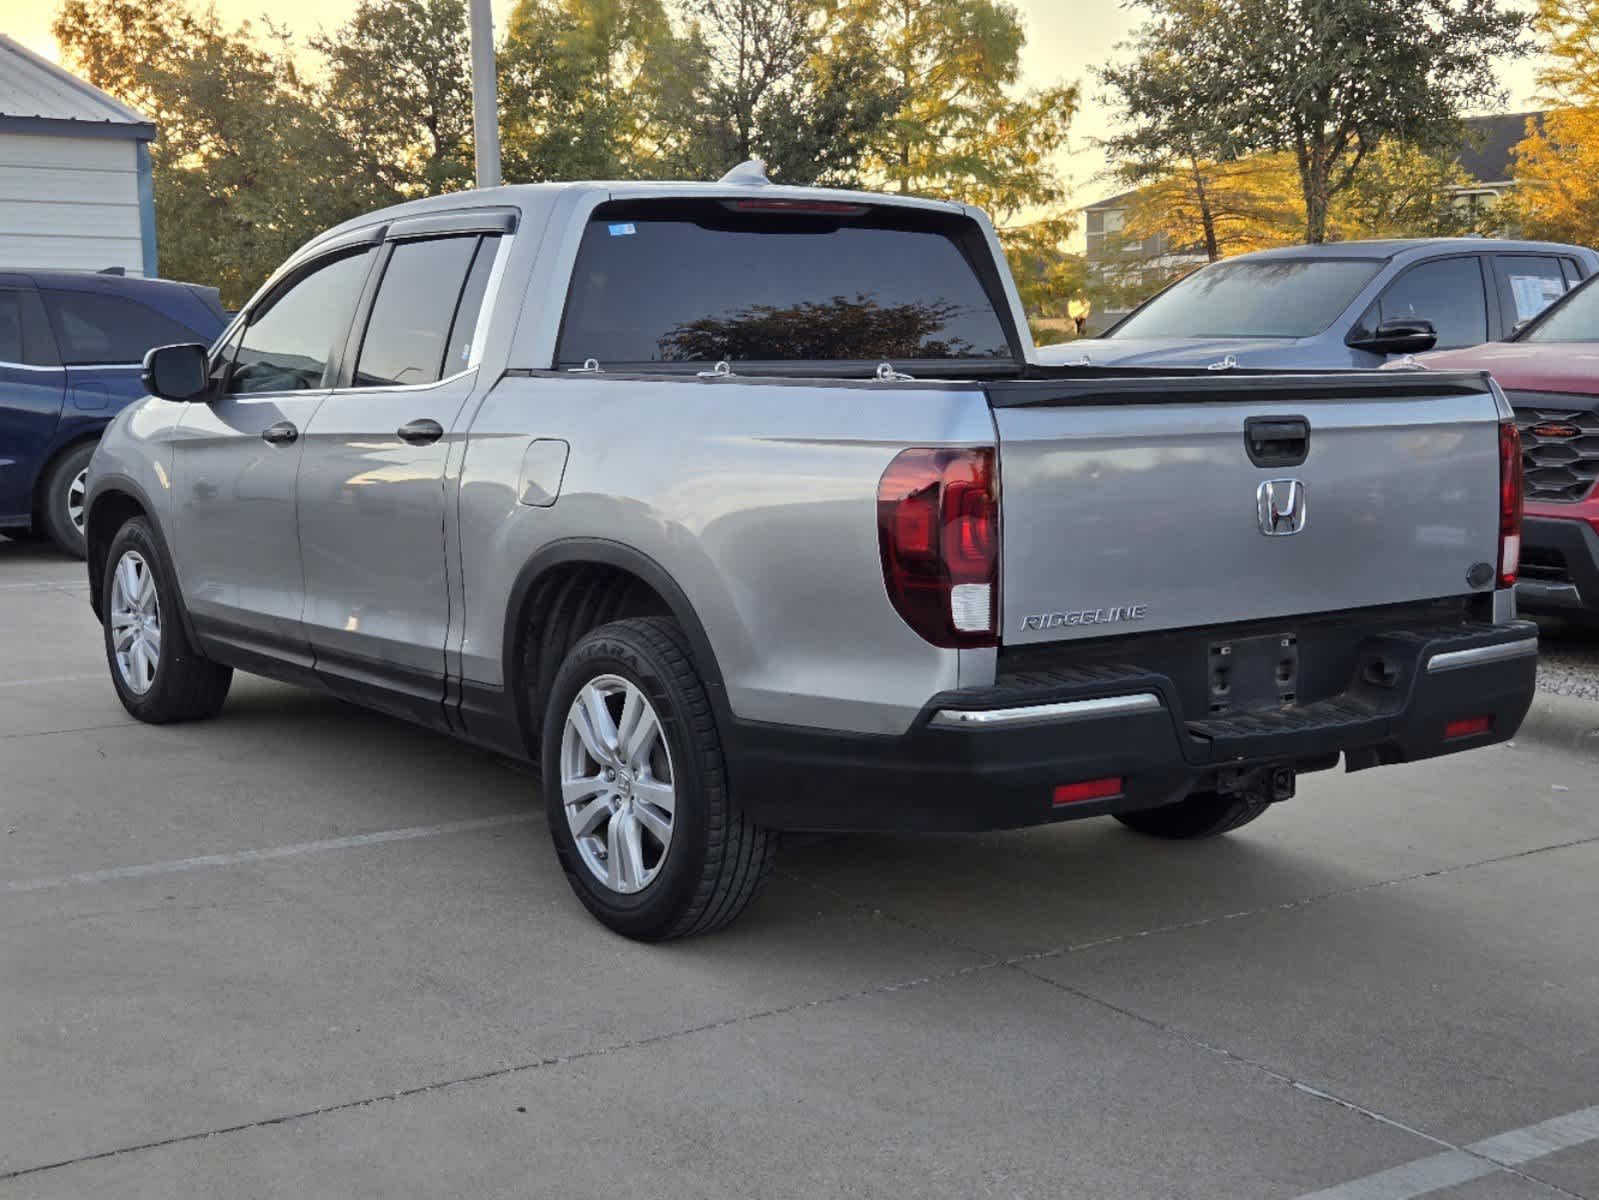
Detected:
left=875, top=362, right=915, bottom=382
left=697, top=360, right=734, bottom=379
left=568, top=358, right=604, bottom=374
left=1208, top=354, right=1239, bottom=371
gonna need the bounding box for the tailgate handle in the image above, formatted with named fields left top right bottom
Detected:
left=1245, top=416, right=1310, bottom=467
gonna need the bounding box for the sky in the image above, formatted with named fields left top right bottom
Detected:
left=8, top=0, right=1546, bottom=211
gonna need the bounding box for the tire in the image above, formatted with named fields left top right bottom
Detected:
left=102, top=517, right=232, bottom=723
left=540, top=616, right=777, bottom=941
left=1114, top=789, right=1272, bottom=839
left=39, top=442, right=96, bottom=559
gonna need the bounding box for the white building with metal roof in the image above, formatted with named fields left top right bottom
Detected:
left=0, top=34, right=157, bottom=276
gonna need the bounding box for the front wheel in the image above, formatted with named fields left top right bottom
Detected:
left=1114, top=790, right=1272, bottom=839
left=540, top=617, right=776, bottom=940
left=102, top=517, right=232, bottom=723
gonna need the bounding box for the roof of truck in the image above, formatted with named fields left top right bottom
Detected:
left=1236, top=237, right=1596, bottom=261
left=305, top=178, right=972, bottom=255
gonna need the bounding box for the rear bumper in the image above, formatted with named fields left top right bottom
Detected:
left=727, top=621, right=1539, bottom=833
left=1518, top=514, right=1599, bottom=617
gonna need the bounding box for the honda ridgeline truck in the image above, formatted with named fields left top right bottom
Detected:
left=83, top=166, right=1539, bottom=940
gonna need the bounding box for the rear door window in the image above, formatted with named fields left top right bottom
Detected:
left=229, top=249, right=373, bottom=395
left=1492, top=255, right=1570, bottom=328
left=555, top=202, right=1014, bottom=367
left=1360, top=256, right=1488, bottom=350
left=41, top=290, right=198, bottom=365
left=0, top=292, right=23, bottom=363
left=352, top=235, right=490, bottom=388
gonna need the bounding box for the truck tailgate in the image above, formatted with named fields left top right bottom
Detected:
left=988, top=373, right=1505, bottom=646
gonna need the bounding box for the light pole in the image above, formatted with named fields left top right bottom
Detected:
left=468, top=0, right=501, bottom=189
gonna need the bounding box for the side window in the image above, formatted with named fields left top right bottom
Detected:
left=41, top=290, right=197, bottom=365
left=1364, top=257, right=1488, bottom=351
left=208, top=322, right=245, bottom=388
left=0, top=292, right=23, bottom=363
left=351, top=235, right=484, bottom=388
left=443, top=235, right=500, bottom=375
left=229, top=249, right=373, bottom=395
left=1561, top=257, right=1583, bottom=288
left=1493, top=255, right=1569, bottom=328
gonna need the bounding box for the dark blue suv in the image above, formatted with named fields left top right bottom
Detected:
left=0, top=270, right=225, bottom=557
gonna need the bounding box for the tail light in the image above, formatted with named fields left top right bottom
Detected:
left=877, top=447, right=999, bottom=647
left=1499, top=419, right=1524, bottom=587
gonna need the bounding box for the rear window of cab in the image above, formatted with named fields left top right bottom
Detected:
left=554, top=200, right=1017, bottom=369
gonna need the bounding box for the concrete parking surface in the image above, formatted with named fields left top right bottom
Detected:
left=2, top=536, right=1598, bottom=1199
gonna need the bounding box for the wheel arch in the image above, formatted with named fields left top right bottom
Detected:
left=502, top=539, right=731, bottom=757
left=83, top=476, right=196, bottom=655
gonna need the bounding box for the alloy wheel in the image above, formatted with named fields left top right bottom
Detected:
left=559, top=674, right=676, bottom=895
left=110, top=550, right=161, bottom=695
left=67, top=468, right=88, bottom=535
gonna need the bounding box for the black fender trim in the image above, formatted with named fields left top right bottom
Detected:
left=82, top=473, right=206, bottom=656
left=487, top=538, right=731, bottom=751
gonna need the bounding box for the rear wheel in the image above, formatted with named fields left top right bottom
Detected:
left=40, top=442, right=96, bottom=559
left=1114, top=790, right=1272, bottom=839
left=540, top=616, right=777, bottom=940
left=102, top=517, right=232, bottom=723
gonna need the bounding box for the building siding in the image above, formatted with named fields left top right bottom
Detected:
left=0, top=132, right=144, bottom=274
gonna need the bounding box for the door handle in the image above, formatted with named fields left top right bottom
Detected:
left=261, top=421, right=298, bottom=446
left=1244, top=416, right=1310, bottom=467
left=397, top=418, right=444, bottom=446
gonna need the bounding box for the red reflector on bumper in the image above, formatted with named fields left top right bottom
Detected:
left=1053, top=777, right=1124, bottom=806
left=1445, top=715, right=1493, bottom=740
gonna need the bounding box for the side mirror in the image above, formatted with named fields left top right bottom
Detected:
left=1348, top=318, right=1438, bottom=356
left=142, top=343, right=212, bottom=402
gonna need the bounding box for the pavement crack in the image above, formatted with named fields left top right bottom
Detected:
left=1012, top=832, right=1599, bottom=963
left=0, top=956, right=998, bottom=1182
left=1008, top=963, right=1592, bottom=1200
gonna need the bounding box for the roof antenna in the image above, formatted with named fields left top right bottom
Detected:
left=718, top=158, right=770, bottom=186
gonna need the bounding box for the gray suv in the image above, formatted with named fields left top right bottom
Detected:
left=1049, top=239, right=1599, bottom=369
left=85, top=175, right=1539, bottom=939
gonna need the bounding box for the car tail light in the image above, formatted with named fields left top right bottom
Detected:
left=878, top=448, right=998, bottom=647
left=1499, top=419, right=1524, bottom=588
left=1053, top=777, right=1124, bottom=806
left=1445, top=715, right=1493, bottom=740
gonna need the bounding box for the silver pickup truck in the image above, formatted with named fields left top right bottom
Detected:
left=85, top=168, right=1538, bottom=940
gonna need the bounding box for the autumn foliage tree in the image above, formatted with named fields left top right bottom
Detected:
left=1104, top=0, right=1529, bottom=244
left=53, top=0, right=1081, bottom=317
left=1507, top=0, right=1599, bottom=244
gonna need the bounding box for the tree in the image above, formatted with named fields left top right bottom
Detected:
left=830, top=0, right=1079, bottom=322
left=54, top=0, right=385, bottom=305
left=313, top=0, right=475, bottom=198
left=1330, top=142, right=1476, bottom=239
left=1111, top=153, right=1303, bottom=266
left=1506, top=0, right=1599, bottom=244
left=1105, top=0, right=1529, bottom=243
left=673, top=0, right=900, bottom=184
left=498, top=0, right=696, bottom=181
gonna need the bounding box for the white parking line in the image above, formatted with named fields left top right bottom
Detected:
left=3, top=813, right=538, bottom=894
left=1297, top=1103, right=1599, bottom=1199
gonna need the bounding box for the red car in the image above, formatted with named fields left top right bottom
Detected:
left=1425, top=278, right=1599, bottom=621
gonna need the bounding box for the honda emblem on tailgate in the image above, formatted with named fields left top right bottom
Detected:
left=1256, top=479, right=1307, bottom=536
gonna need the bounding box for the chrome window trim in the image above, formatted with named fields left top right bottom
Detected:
left=1425, top=638, right=1539, bottom=673
left=328, top=365, right=481, bottom=397
left=928, top=692, right=1163, bottom=729
left=0, top=360, right=65, bottom=372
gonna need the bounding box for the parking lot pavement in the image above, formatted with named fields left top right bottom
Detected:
left=3, top=540, right=1598, bottom=1199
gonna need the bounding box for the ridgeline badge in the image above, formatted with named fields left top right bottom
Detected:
left=1021, top=604, right=1149, bottom=631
